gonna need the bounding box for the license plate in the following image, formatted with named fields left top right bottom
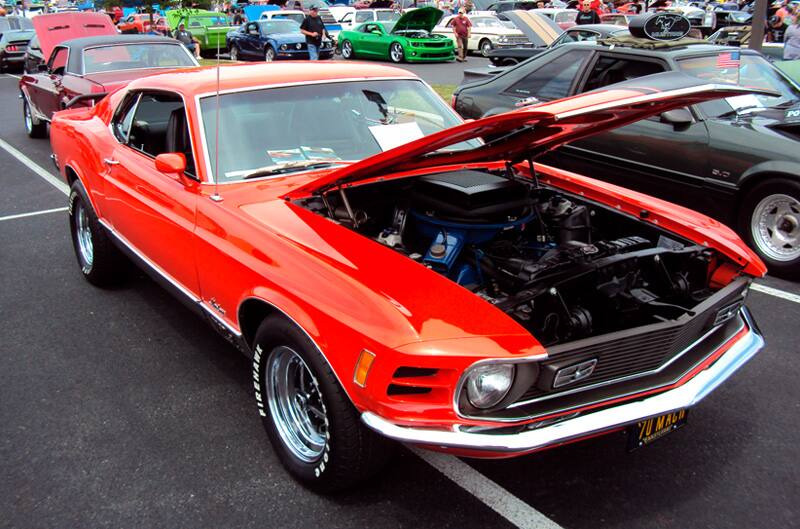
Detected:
left=627, top=409, right=688, bottom=451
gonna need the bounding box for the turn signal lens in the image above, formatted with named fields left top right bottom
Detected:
left=353, top=350, right=376, bottom=388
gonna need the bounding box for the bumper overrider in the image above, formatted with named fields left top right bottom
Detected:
left=361, top=307, right=763, bottom=454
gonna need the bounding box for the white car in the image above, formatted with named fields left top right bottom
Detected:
left=533, top=8, right=577, bottom=29
left=329, top=5, right=356, bottom=22
left=338, top=8, right=402, bottom=30
left=260, top=8, right=342, bottom=39
left=433, top=14, right=529, bottom=56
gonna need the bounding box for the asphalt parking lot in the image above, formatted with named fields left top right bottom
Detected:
left=1, top=64, right=799, bottom=529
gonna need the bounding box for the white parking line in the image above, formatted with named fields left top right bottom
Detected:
left=0, top=137, right=69, bottom=195
left=0, top=206, right=68, bottom=222
left=751, top=283, right=800, bottom=304
left=410, top=447, right=563, bottom=529
left=3, top=73, right=21, bottom=79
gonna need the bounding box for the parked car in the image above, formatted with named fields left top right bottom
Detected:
left=0, top=15, right=33, bottom=32
left=49, top=60, right=765, bottom=492
left=486, top=22, right=626, bottom=66
left=487, top=0, right=538, bottom=12
left=533, top=8, right=577, bottom=29
left=329, top=5, right=356, bottom=22
left=227, top=19, right=334, bottom=61
left=338, top=8, right=401, bottom=30
left=338, top=7, right=454, bottom=63
left=707, top=25, right=784, bottom=62
left=165, top=9, right=234, bottom=56
left=22, top=34, right=44, bottom=74
left=259, top=8, right=306, bottom=24
left=19, top=35, right=198, bottom=139
left=454, top=37, right=800, bottom=277
left=434, top=13, right=529, bottom=56
left=0, top=28, right=34, bottom=72
left=117, top=13, right=170, bottom=35
left=599, top=13, right=634, bottom=26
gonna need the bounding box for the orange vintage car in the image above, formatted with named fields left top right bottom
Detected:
left=49, top=62, right=765, bottom=492
left=117, top=13, right=170, bottom=35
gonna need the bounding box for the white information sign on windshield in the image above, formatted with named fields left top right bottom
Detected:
left=369, top=122, right=425, bottom=152
left=726, top=94, right=763, bottom=111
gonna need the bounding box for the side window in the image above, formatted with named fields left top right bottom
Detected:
left=355, top=11, right=371, bottom=23
left=48, top=47, right=68, bottom=75
left=581, top=56, right=665, bottom=92
left=341, top=12, right=352, bottom=22
left=112, top=93, right=140, bottom=143
left=123, top=92, right=197, bottom=177
left=574, top=30, right=600, bottom=42
left=505, top=50, right=590, bottom=101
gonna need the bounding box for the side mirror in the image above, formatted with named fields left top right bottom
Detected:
left=660, top=107, right=693, bottom=128
left=155, top=153, right=187, bottom=177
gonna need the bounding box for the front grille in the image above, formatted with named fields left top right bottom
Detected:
left=421, top=52, right=453, bottom=58
left=516, top=279, right=748, bottom=404
left=504, top=36, right=530, bottom=45
left=422, top=41, right=449, bottom=48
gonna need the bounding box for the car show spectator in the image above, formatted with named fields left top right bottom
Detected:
left=576, top=0, right=601, bottom=24
left=300, top=5, right=328, bottom=60
left=785, top=14, right=800, bottom=59
left=452, top=8, right=472, bottom=62
left=174, top=23, right=201, bottom=58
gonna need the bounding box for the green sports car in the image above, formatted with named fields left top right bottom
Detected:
left=338, top=7, right=454, bottom=63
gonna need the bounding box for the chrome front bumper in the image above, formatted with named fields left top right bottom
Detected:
left=361, top=308, right=763, bottom=454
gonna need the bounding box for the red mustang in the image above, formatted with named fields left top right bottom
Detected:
left=20, top=34, right=197, bottom=139
left=117, top=14, right=170, bottom=35
left=50, top=62, right=765, bottom=492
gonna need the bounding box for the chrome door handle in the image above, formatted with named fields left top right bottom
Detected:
left=103, top=158, right=120, bottom=165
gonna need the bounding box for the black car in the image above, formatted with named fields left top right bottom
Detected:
left=454, top=39, right=800, bottom=277
left=22, top=34, right=45, bottom=74
left=488, top=23, right=627, bottom=66
left=0, top=15, right=34, bottom=72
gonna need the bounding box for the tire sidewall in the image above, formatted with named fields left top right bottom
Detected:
left=740, top=178, right=800, bottom=279
left=342, top=40, right=353, bottom=59
left=390, top=42, right=403, bottom=63
left=69, top=180, right=94, bottom=277
left=252, top=319, right=339, bottom=486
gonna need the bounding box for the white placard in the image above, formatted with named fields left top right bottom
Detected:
left=368, top=122, right=425, bottom=152
left=726, top=94, right=762, bottom=111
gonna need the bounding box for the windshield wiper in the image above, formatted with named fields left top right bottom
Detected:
left=241, top=160, right=347, bottom=180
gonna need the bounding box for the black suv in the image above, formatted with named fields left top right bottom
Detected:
left=453, top=40, right=800, bottom=278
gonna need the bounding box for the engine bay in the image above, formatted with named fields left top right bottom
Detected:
left=299, top=168, right=721, bottom=347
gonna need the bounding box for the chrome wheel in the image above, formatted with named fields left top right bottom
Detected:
left=480, top=39, right=492, bottom=57
left=266, top=346, right=328, bottom=463
left=265, top=47, right=275, bottom=62
left=75, top=201, right=94, bottom=267
left=751, top=193, right=800, bottom=262
left=389, top=42, right=403, bottom=63
left=230, top=46, right=238, bottom=61
left=23, top=101, right=32, bottom=133
left=341, top=40, right=353, bottom=59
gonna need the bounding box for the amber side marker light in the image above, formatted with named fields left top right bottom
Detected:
left=354, top=350, right=376, bottom=388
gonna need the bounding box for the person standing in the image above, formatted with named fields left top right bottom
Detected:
left=300, top=6, right=328, bottom=60
left=785, top=14, right=800, bottom=59
left=575, top=0, right=601, bottom=24
left=452, top=9, right=471, bottom=62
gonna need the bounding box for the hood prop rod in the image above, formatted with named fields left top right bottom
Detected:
left=338, top=186, right=360, bottom=228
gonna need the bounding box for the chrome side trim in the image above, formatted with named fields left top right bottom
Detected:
left=97, top=218, right=241, bottom=337
left=362, top=308, right=763, bottom=453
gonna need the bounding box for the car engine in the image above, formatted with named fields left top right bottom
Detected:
left=300, top=169, right=719, bottom=346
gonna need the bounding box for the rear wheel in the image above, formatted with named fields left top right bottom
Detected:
left=341, top=39, right=354, bottom=59
left=389, top=42, right=404, bottom=63
left=740, top=178, right=800, bottom=280
left=68, top=180, right=126, bottom=287
left=252, top=317, right=392, bottom=492
left=229, top=45, right=239, bottom=61
left=265, top=46, right=276, bottom=62
left=22, top=99, right=46, bottom=139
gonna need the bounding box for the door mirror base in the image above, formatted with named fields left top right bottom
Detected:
left=660, top=107, right=693, bottom=128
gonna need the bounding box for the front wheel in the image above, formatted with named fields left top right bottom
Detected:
left=389, top=42, right=404, bottom=63
left=740, top=178, right=800, bottom=279
left=265, top=46, right=276, bottom=62
left=479, top=38, right=493, bottom=57
left=23, top=99, right=47, bottom=139
left=341, top=39, right=354, bottom=59
left=229, top=45, right=239, bottom=61
left=252, top=317, right=392, bottom=492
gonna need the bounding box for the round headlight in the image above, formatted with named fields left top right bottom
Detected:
left=498, top=35, right=508, bottom=42
left=280, top=44, right=287, bottom=51
left=465, top=364, right=515, bottom=409
left=296, top=43, right=302, bottom=50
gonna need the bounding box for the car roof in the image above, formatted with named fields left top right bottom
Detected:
left=563, top=39, right=750, bottom=57
left=124, top=61, right=418, bottom=97
left=61, top=34, right=180, bottom=52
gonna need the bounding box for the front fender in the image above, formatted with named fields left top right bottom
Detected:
left=737, top=160, right=800, bottom=189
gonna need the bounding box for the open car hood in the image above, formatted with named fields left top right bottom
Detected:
left=297, top=72, right=773, bottom=195
left=500, top=10, right=562, bottom=46
left=32, top=13, right=116, bottom=61
left=392, top=7, right=444, bottom=34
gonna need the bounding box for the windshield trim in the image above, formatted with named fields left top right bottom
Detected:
left=193, top=76, right=462, bottom=184
left=80, top=42, right=199, bottom=76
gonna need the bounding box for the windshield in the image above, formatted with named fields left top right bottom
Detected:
left=258, top=19, right=301, bottom=33
left=272, top=13, right=306, bottom=24
left=191, top=15, right=230, bottom=27
left=471, top=16, right=506, bottom=28
left=199, top=79, right=479, bottom=182
left=83, top=43, right=197, bottom=74
left=376, top=10, right=401, bottom=21
left=677, top=53, right=800, bottom=117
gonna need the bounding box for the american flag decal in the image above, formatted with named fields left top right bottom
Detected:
left=716, top=51, right=741, bottom=69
